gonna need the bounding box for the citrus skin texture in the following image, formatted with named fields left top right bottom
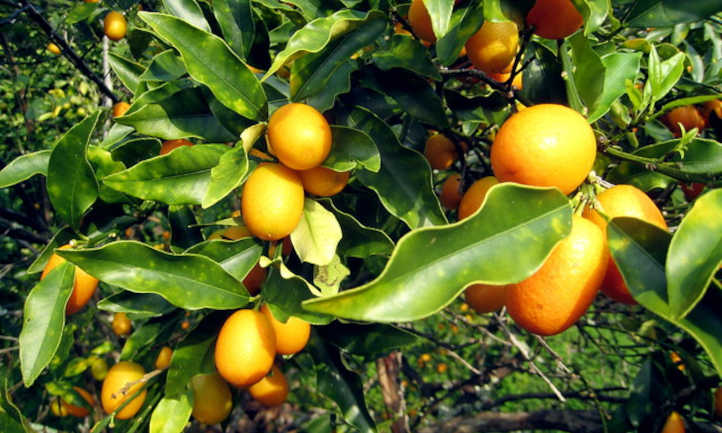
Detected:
left=465, top=21, right=519, bottom=74
left=661, top=411, right=685, bottom=433
left=267, top=103, right=332, bottom=170
left=215, top=309, right=276, bottom=387
left=701, top=100, right=722, bottom=126
left=261, top=304, right=311, bottom=355
left=113, top=102, right=130, bottom=118
left=505, top=216, right=607, bottom=336
left=490, top=104, right=596, bottom=195
left=299, top=166, right=350, bottom=197
left=457, top=176, right=498, bottom=220
left=440, top=173, right=462, bottom=210
left=465, top=284, right=507, bottom=314
left=526, top=0, right=584, bottom=40
left=248, top=365, right=289, bottom=406
left=160, top=139, right=193, bottom=155
left=663, top=106, right=705, bottom=137
left=424, top=134, right=458, bottom=170
left=104, top=11, right=127, bottom=41
left=583, top=184, right=667, bottom=304
left=101, top=361, right=147, bottom=419
left=190, top=373, right=232, bottom=424
left=48, top=43, right=61, bottom=55
left=242, top=163, right=305, bottom=241
left=408, top=0, right=435, bottom=43
left=61, top=387, right=95, bottom=417
left=112, top=312, right=132, bottom=336
left=41, top=245, right=98, bottom=315
left=154, top=346, right=172, bottom=370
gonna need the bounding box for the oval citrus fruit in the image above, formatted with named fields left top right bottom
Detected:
left=465, top=21, right=519, bottom=74
left=261, top=304, right=311, bottom=355
left=248, top=365, right=289, bottom=406
left=266, top=103, right=332, bottom=170
left=457, top=176, right=498, bottom=220
left=190, top=373, right=232, bottom=424
left=112, top=312, right=132, bottom=336
left=113, top=102, right=130, bottom=118
left=663, top=106, right=705, bottom=137
left=424, top=133, right=458, bottom=170
left=47, top=43, right=61, bottom=55
left=101, top=361, right=147, bottom=419
left=160, top=139, right=193, bottom=155
left=41, top=245, right=98, bottom=315
left=299, top=166, right=350, bottom=197
left=154, top=346, right=172, bottom=370
left=408, top=0, right=435, bottom=43
left=439, top=173, right=463, bottom=210
left=104, top=11, right=127, bottom=41
left=465, top=284, right=508, bottom=314
left=526, top=0, right=583, bottom=40
left=661, top=411, right=685, bottom=433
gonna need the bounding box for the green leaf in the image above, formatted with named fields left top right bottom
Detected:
left=140, top=12, right=267, bottom=121
left=322, top=126, right=380, bottom=173
left=372, top=35, right=440, bottom=80
left=666, top=189, right=722, bottom=318
left=658, top=94, right=722, bottom=114
left=149, top=391, right=193, bottom=433
left=626, top=0, right=722, bottom=27
left=213, top=0, right=255, bottom=59
left=648, top=46, right=685, bottom=106
left=344, top=107, right=447, bottom=229
left=319, top=323, right=418, bottom=359
left=88, top=146, right=127, bottom=204
left=422, top=0, right=454, bottom=40
left=323, top=199, right=394, bottom=259
left=185, top=238, right=263, bottom=282
left=291, top=199, right=343, bottom=266
left=97, top=292, right=176, bottom=319
left=165, top=320, right=216, bottom=395
left=65, top=2, right=98, bottom=24
left=121, top=315, right=179, bottom=361
left=110, top=138, right=162, bottom=167
left=290, top=14, right=386, bottom=101
left=169, top=206, right=204, bottom=250
left=27, top=227, right=76, bottom=274
left=19, top=262, right=74, bottom=386
left=57, top=241, right=249, bottom=310
left=109, top=53, right=145, bottom=94
left=314, top=255, right=350, bottom=295
left=139, top=50, right=186, bottom=82
left=305, top=59, right=358, bottom=112
left=263, top=265, right=333, bottom=325
left=569, top=32, right=605, bottom=114
left=588, top=52, right=642, bottom=122
left=303, top=184, right=572, bottom=322
left=667, top=138, right=722, bottom=176
left=103, top=144, right=228, bottom=205
left=0, top=150, right=51, bottom=188
left=116, top=86, right=238, bottom=142
left=571, top=0, right=609, bottom=36
left=47, top=112, right=100, bottom=230
left=100, top=123, right=134, bottom=149
left=607, top=217, right=722, bottom=377
left=520, top=42, right=567, bottom=105
left=262, top=9, right=381, bottom=80
left=162, top=0, right=210, bottom=31
left=560, top=39, right=585, bottom=112
left=436, top=1, right=484, bottom=66
left=307, top=335, right=376, bottom=433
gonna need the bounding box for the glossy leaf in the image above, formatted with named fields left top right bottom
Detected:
left=116, top=86, right=238, bottom=142
left=47, top=112, right=100, bottom=230
left=668, top=138, right=722, bottom=175
left=666, top=189, right=722, bottom=318
left=19, top=263, right=74, bottom=386
left=305, top=59, right=358, bottom=112
left=165, top=320, right=216, bottom=395
left=108, top=53, right=145, bottom=93
left=140, top=12, right=267, bottom=121
left=97, top=292, right=175, bottom=319
left=0, top=150, right=51, bottom=188
left=213, top=0, right=255, bottom=59
left=263, top=9, right=381, bottom=80
left=373, top=35, right=439, bottom=80
left=608, top=217, right=722, bottom=377
left=110, top=138, right=162, bottom=167
left=139, top=50, right=186, bottom=82
left=571, top=0, right=609, bottom=36
left=57, top=241, right=249, bottom=310
left=100, top=123, right=135, bottom=149
left=303, top=184, right=572, bottom=322
left=322, top=199, right=394, bottom=259
left=659, top=94, right=722, bottom=114
left=121, top=315, right=179, bottom=361
left=322, top=126, right=380, bottom=173
left=422, top=0, right=454, bottom=41
left=27, top=227, right=76, bottom=274
left=263, top=266, right=333, bottom=325
left=185, top=238, right=263, bottom=282
left=569, top=32, right=605, bottom=114
left=343, top=107, right=447, bottom=228
left=88, top=146, right=127, bottom=204
left=436, top=1, right=484, bottom=66
left=206, top=90, right=255, bottom=136
left=149, top=391, right=193, bottom=433
left=521, top=43, right=567, bottom=105
left=291, top=199, right=343, bottom=266
left=103, top=144, right=228, bottom=205
left=290, top=14, right=386, bottom=101
left=319, top=323, right=418, bottom=359
left=626, top=0, right=722, bottom=27
left=162, top=0, right=210, bottom=31
left=588, top=52, right=642, bottom=122
left=647, top=46, right=685, bottom=106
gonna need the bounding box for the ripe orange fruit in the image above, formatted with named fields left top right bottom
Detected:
left=583, top=184, right=667, bottom=304
left=190, top=373, right=232, bottom=424
left=113, top=102, right=130, bottom=118
left=439, top=173, right=463, bottom=210
left=154, top=346, right=172, bottom=370
left=505, top=216, right=607, bottom=336
left=214, top=309, right=276, bottom=387
left=299, top=166, right=350, bottom=197
left=241, top=163, right=304, bottom=241
left=47, top=43, right=61, bottom=55
left=436, top=363, right=448, bottom=373
left=424, top=134, right=459, bottom=170
left=488, top=68, right=523, bottom=90
left=260, top=304, right=310, bottom=355
left=701, top=100, right=722, bottom=127
left=490, top=104, right=596, bottom=195
left=714, top=387, right=722, bottom=418
left=248, top=365, right=289, bottom=406
left=112, top=312, right=132, bottom=336
left=41, top=244, right=98, bottom=315
left=663, top=106, right=705, bottom=137
left=266, top=103, right=332, bottom=170
left=160, top=139, right=193, bottom=155
left=457, top=176, right=498, bottom=220
left=465, top=21, right=519, bottom=74
left=670, top=351, right=686, bottom=371
left=464, top=284, right=507, bottom=314
left=103, top=11, right=127, bottom=41
left=101, top=361, right=147, bottom=419
left=408, top=0, right=435, bottom=43
left=84, top=0, right=99, bottom=2
left=181, top=320, right=190, bottom=330
left=526, top=0, right=584, bottom=40
left=60, top=387, right=95, bottom=418
left=661, top=411, right=685, bottom=433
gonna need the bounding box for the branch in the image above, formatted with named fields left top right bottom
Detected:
left=418, top=409, right=604, bottom=433
left=0, top=218, right=48, bottom=244
left=0, top=207, right=48, bottom=233
left=18, top=0, right=118, bottom=103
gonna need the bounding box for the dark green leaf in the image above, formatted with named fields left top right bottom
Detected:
left=65, top=2, right=98, bottom=24
left=373, top=35, right=440, bottom=80
left=322, top=126, right=380, bottom=173
left=27, top=228, right=76, bottom=274
left=320, top=323, right=418, bottom=359
left=109, top=53, right=145, bottom=94
left=436, top=1, right=484, bottom=66
left=169, top=206, right=204, bottom=250
left=139, top=50, right=186, bottom=82
left=162, top=0, right=210, bottom=31
left=520, top=42, right=567, bottom=105
left=588, top=52, right=642, bottom=122
left=165, top=316, right=219, bottom=395
left=185, top=238, right=263, bottom=282
left=97, top=292, right=176, bottom=319
left=0, top=150, right=51, bottom=188
left=323, top=198, right=394, bottom=259
left=571, top=0, right=609, bottom=35
left=110, top=138, right=162, bottom=167
left=305, top=59, right=358, bottom=112
left=263, top=265, right=333, bottom=325
left=569, top=32, right=605, bottom=114
left=627, top=0, right=722, bottom=27
left=213, top=0, right=255, bottom=59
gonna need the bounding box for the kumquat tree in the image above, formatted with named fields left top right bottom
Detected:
left=2, top=0, right=722, bottom=432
